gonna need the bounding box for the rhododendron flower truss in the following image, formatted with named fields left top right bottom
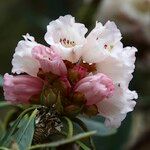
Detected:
left=3, top=15, right=138, bottom=137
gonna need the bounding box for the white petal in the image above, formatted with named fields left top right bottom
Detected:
left=12, top=55, right=40, bottom=77
left=97, top=84, right=137, bottom=128
left=12, top=34, right=40, bottom=76
left=45, top=15, right=88, bottom=62
left=96, top=46, right=137, bottom=85
left=104, top=21, right=122, bottom=43
left=82, top=21, right=122, bottom=63
left=96, top=56, right=130, bottom=84
left=104, top=114, right=126, bottom=128
left=121, top=46, right=137, bottom=75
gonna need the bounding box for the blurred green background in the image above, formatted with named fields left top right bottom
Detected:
left=0, top=0, right=150, bottom=149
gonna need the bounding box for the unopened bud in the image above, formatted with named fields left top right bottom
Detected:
left=40, top=88, right=57, bottom=106
left=64, top=105, right=83, bottom=117
left=72, top=92, right=86, bottom=105
left=84, top=105, right=98, bottom=116
left=68, top=65, right=88, bottom=84
left=75, top=73, right=114, bottom=106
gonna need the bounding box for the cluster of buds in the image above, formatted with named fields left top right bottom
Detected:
left=3, top=15, right=138, bottom=128
left=4, top=55, right=114, bottom=117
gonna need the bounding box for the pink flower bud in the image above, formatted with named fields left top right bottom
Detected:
left=3, top=73, right=43, bottom=103
left=75, top=73, right=114, bottom=105
left=73, top=65, right=88, bottom=79
left=68, top=65, right=88, bottom=84
left=32, top=45, right=67, bottom=76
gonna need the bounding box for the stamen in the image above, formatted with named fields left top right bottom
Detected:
left=104, top=44, right=107, bottom=49
left=59, top=38, right=76, bottom=48
left=104, top=44, right=114, bottom=51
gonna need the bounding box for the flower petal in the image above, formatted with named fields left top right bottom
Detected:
left=97, top=84, right=137, bottom=128
left=32, top=45, right=67, bottom=76
left=12, top=34, right=40, bottom=76
left=96, top=46, right=137, bottom=85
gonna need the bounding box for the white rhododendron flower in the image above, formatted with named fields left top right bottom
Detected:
left=45, top=15, right=88, bottom=62
left=6, top=15, right=138, bottom=128
left=12, top=34, right=40, bottom=77
left=82, top=21, right=123, bottom=63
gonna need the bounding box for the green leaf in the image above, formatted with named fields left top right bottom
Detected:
left=0, top=147, right=10, bottom=150
left=0, top=106, right=38, bottom=146
left=78, top=116, right=116, bottom=136
left=72, top=117, right=95, bottom=149
left=3, top=109, right=17, bottom=128
left=64, top=117, right=73, bottom=138
left=0, top=102, right=23, bottom=109
left=12, top=109, right=37, bottom=150
left=76, top=141, right=91, bottom=150
left=29, top=131, right=96, bottom=149
left=0, top=102, right=13, bottom=108
left=0, top=121, right=5, bottom=141
left=0, top=116, right=22, bottom=146
left=0, top=75, right=3, bottom=87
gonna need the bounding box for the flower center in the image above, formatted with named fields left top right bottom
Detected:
left=60, top=38, right=76, bottom=48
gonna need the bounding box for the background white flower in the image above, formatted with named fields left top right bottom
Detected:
left=95, top=0, right=150, bottom=42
